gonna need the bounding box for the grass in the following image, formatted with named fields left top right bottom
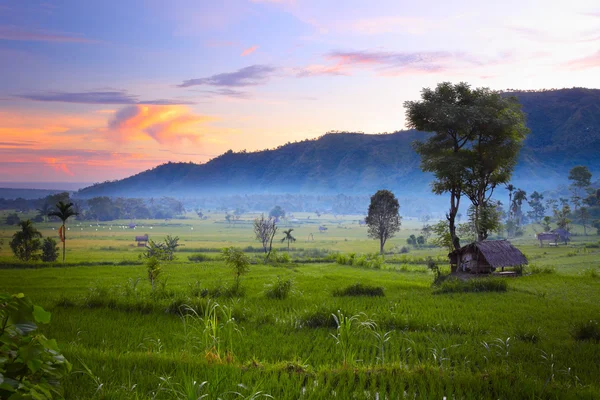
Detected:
left=0, top=212, right=600, bottom=398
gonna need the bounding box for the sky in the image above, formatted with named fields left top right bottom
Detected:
left=1, top=0, right=599, bottom=186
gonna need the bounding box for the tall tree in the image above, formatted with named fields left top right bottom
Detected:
left=506, top=184, right=515, bottom=220
left=253, top=214, right=278, bottom=260
left=365, top=190, right=401, bottom=255
left=36, top=202, right=53, bottom=223
left=568, top=166, right=592, bottom=213
left=527, top=191, right=546, bottom=223
left=280, top=229, right=296, bottom=251
left=48, top=201, right=78, bottom=263
left=512, top=189, right=527, bottom=227
left=406, top=82, right=528, bottom=249
left=9, top=220, right=42, bottom=262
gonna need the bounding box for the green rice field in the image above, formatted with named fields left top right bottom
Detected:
left=1, top=211, right=599, bottom=399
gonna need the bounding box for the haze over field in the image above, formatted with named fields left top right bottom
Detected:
left=1, top=0, right=599, bottom=186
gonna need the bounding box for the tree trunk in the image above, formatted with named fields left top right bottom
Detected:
left=448, top=188, right=461, bottom=273
left=379, top=238, right=385, bottom=255
left=62, top=223, right=66, bottom=263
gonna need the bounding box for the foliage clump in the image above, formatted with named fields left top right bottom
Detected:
left=142, top=235, right=180, bottom=261
left=265, top=276, right=294, bottom=299
left=433, top=277, right=508, bottom=294
left=9, top=220, right=42, bottom=262
left=572, top=320, right=600, bottom=342
left=41, top=237, right=59, bottom=262
left=333, top=283, right=384, bottom=297
left=222, top=247, right=251, bottom=290
left=0, top=292, right=71, bottom=398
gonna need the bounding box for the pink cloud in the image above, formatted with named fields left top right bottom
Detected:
left=41, top=157, right=75, bottom=176
left=565, top=51, right=600, bottom=70
left=297, top=50, right=469, bottom=77
left=107, top=105, right=216, bottom=145
left=241, top=45, right=258, bottom=56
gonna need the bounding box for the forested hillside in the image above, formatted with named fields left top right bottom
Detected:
left=78, top=88, right=600, bottom=198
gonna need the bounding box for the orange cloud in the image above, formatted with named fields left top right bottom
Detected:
left=108, top=105, right=215, bottom=145
left=41, top=157, right=75, bottom=176
left=241, top=45, right=258, bottom=56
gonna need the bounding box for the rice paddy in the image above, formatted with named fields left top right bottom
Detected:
left=1, top=211, right=599, bottom=399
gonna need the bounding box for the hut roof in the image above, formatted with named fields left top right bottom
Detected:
left=450, top=240, right=528, bottom=268
left=135, top=234, right=148, bottom=241
left=551, top=228, right=571, bottom=239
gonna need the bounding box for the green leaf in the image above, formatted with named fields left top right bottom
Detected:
left=32, top=306, right=51, bottom=325
left=27, top=359, right=43, bottom=373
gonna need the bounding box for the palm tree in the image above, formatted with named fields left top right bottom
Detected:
left=280, top=229, right=296, bottom=251
left=505, top=184, right=515, bottom=220
left=513, top=189, right=527, bottom=226
left=48, top=201, right=79, bottom=262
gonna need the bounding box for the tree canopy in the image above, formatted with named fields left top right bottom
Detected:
left=365, top=190, right=401, bottom=255
left=405, top=82, right=528, bottom=250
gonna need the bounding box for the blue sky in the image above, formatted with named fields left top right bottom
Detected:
left=0, top=0, right=599, bottom=183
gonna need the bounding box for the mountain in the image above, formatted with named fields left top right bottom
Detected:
left=78, top=88, right=600, bottom=199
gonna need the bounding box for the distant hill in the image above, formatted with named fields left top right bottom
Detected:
left=78, top=88, right=600, bottom=198
left=0, top=188, right=71, bottom=200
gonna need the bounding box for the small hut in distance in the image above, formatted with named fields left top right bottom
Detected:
left=449, top=240, right=528, bottom=274
left=536, top=228, right=571, bottom=247
left=135, top=234, right=149, bottom=247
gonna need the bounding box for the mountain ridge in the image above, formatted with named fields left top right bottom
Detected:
left=78, top=88, right=600, bottom=198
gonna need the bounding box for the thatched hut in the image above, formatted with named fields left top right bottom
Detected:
left=135, top=234, right=149, bottom=247
left=449, top=240, right=528, bottom=274
left=551, top=228, right=571, bottom=244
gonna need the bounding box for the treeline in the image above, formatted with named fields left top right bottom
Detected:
left=1, top=192, right=186, bottom=222
left=2, top=192, right=448, bottom=221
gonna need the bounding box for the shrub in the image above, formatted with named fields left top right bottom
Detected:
left=222, top=247, right=250, bottom=289
left=297, top=307, right=338, bottom=328
left=333, top=283, right=384, bottom=297
left=434, top=277, right=508, bottom=294
left=582, top=267, right=599, bottom=279
left=5, top=213, right=20, bottom=225
left=399, top=246, right=410, bottom=254
left=268, top=249, right=291, bottom=265
left=188, top=253, right=211, bottom=262
left=146, top=257, right=161, bottom=291
left=265, top=276, right=294, bottom=299
left=530, top=265, right=555, bottom=274
left=572, top=320, right=600, bottom=342
left=41, top=237, right=59, bottom=262
left=0, top=292, right=71, bottom=398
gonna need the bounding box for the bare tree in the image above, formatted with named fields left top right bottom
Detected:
left=253, top=214, right=278, bottom=260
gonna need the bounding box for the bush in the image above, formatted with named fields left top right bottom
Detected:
left=5, top=213, right=20, bottom=225
left=529, top=265, right=555, bottom=274
left=222, top=247, right=250, bottom=289
left=297, top=307, right=338, bottom=328
left=434, top=277, right=508, bottom=294
left=188, top=253, right=212, bottom=262
left=335, top=252, right=383, bottom=269
left=41, top=237, right=59, bottom=262
left=572, top=320, right=600, bottom=342
left=0, top=292, right=71, bottom=398
left=265, top=276, right=294, bottom=299
left=333, top=283, right=384, bottom=297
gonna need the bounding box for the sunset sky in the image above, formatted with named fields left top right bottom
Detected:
left=1, top=0, right=599, bottom=186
